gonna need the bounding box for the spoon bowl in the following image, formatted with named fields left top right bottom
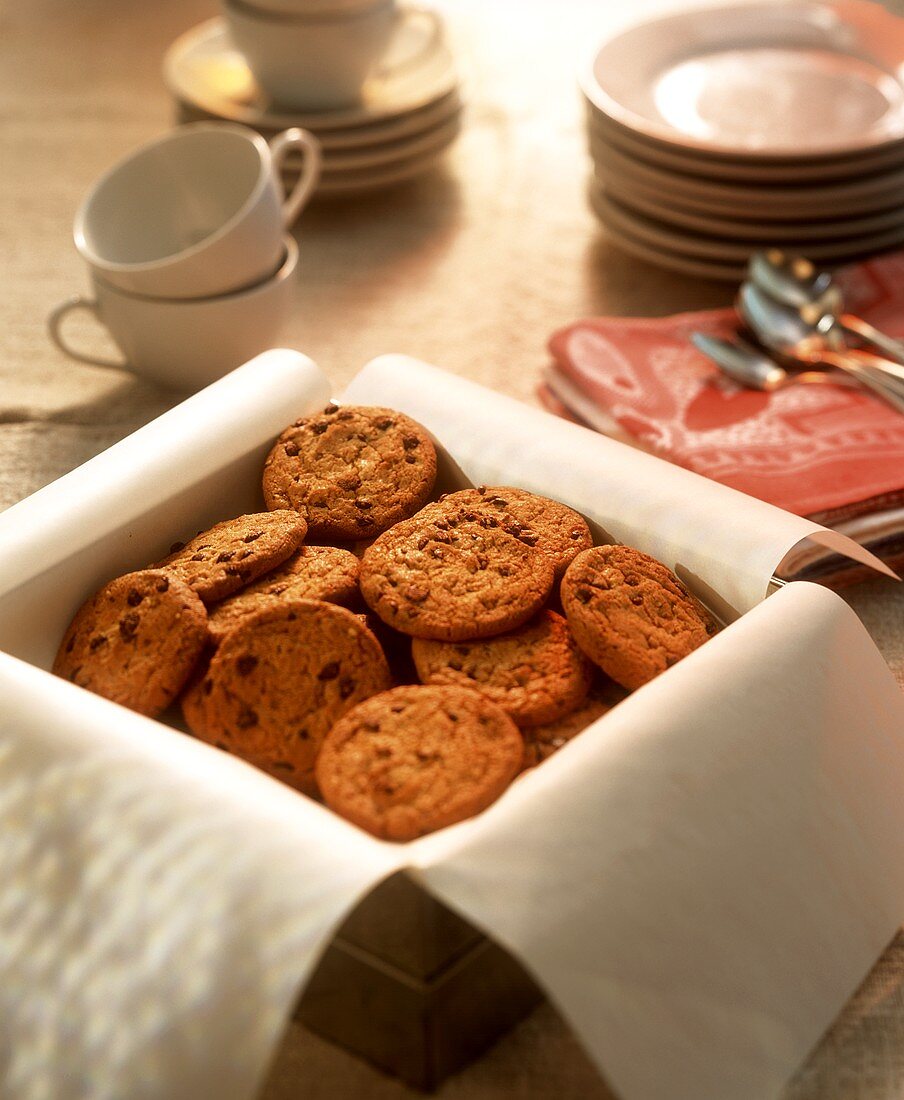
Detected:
left=747, top=251, right=837, bottom=313
left=749, top=249, right=904, bottom=365
left=737, top=282, right=904, bottom=412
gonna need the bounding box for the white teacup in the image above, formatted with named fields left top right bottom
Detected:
left=224, top=0, right=442, bottom=110
left=48, top=236, right=298, bottom=392
left=74, top=124, right=319, bottom=299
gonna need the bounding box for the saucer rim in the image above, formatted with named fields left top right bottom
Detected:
left=164, top=13, right=460, bottom=132
left=580, top=0, right=904, bottom=161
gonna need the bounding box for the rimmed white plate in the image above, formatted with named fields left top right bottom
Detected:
left=283, top=140, right=456, bottom=192
left=592, top=188, right=904, bottom=265
left=589, top=189, right=745, bottom=281
left=164, top=14, right=459, bottom=131
left=175, top=90, right=463, bottom=149
left=582, top=0, right=904, bottom=159
left=586, top=104, right=904, bottom=184
left=599, top=177, right=904, bottom=243
left=281, top=112, right=461, bottom=171
left=592, top=141, right=904, bottom=219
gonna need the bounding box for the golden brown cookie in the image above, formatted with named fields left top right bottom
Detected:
left=316, top=685, right=524, bottom=840
left=207, top=545, right=360, bottom=643
left=412, top=610, right=592, bottom=727
left=181, top=599, right=391, bottom=791
left=560, top=545, right=718, bottom=690
left=429, top=487, right=593, bottom=580
left=521, top=678, right=627, bottom=768
left=53, top=569, right=208, bottom=717
left=155, top=511, right=307, bottom=603
left=262, top=405, right=437, bottom=540
left=359, top=511, right=555, bottom=640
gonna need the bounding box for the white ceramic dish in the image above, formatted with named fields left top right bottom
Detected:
left=164, top=16, right=458, bottom=131
left=592, top=189, right=904, bottom=266
left=590, top=202, right=746, bottom=282
left=244, top=0, right=392, bottom=14
left=597, top=177, right=904, bottom=243
left=285, top=140, right=454, bottom=192
left=175, top=90, right=462, bottom=150
left=582, top=0, right=904, bottom=159
left=281, top=111, right=460, bottom=171
left=592, top=141, right=904, bottom=219
left=586, top=105, right=904, bottom=184
left=47, top=236, right=298, bottom=390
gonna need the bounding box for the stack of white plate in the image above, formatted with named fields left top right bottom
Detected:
left=581, top=1, right=904, bottom=281
left=164, top=11, right=462, bottom=195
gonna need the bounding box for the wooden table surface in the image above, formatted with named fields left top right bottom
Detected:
left=2, top=1, right=902, bottom=1097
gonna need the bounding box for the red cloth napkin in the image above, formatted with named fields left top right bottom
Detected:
left=543, top=253, right=904, bottom=524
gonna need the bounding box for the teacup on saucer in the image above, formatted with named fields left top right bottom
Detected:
left=223, top=0, right=443, bottom=111
left=164, top=14, right=458, bottom=131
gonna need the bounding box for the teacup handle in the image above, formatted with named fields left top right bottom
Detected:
left=378, top=6, right=444, bottom=77
left=47, top=296, right=128, bottom=369
left=269, top=127, right=322, bottom=229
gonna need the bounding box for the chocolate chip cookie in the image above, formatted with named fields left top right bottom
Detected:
left=316, top=684, right=524, bottom=840
left=53, top=569, right=208, bottom=717
left=181, top=599, right=391, bottom=792
left=561, top=545, right=718, bottom=690
left=521, top=678, right=627, bottom=768
left=207, top=545, right=360, bottom=643
left=359, top=512, right=555, bottom=640
left=430, top=487, right=593, bottom=580
left=412, top=610, right=592, bottom=727
left=262, top=405, right=437, bottom=541
left=155, top=511, right=307, bottom=603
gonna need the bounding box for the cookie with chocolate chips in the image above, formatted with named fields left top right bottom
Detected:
left=316, top=684, right=524, bottom=841
left=181, top=599, right=391, bottom=792
left=53, top=569, right=208, bottom=717
left=412, top=610, right=593, bottom=727
left=430, top=487, right=593, bottom=580
left=521, top=677, right=627, bottom=768
left=207, top=544, right=360, bottom=643
left=560, top=545, right=718, bottom=690
left=359, top=510, right=555, bottom=641
left=262, top=404, right=437, bottom=541
left=155, top=511, right=307, bottom=603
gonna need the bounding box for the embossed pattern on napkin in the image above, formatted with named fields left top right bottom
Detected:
left=547, top=254, right=904, bottom=520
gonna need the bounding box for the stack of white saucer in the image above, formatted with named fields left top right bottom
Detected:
left=581, top=1, right=904, bottom=281
left=165, top=0, right=463, bottom=194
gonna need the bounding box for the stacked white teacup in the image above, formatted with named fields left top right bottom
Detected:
left=223, top=0, right=440, bottom=110
left=49, top=122, right=321, bottom=390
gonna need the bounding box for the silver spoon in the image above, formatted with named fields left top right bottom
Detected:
left=691, top=332, right=861, bottom=394
left=749, top=250, right=904, bottom=366
left=739, top=281, right=904, bottom=385
left=737, top=283, right=904, bottom=413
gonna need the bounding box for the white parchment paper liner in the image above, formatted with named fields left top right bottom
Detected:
left=0, top=350, right=902, bottom=1100
left=344, top=355, right=894, bottom=617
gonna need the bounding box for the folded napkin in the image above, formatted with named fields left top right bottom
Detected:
left=542, top=253, right=904, bottom=582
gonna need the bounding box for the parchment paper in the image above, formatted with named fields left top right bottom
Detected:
left=0, top=350, right=902, bottom=1100
left=343, top=355, right=894, bottom=618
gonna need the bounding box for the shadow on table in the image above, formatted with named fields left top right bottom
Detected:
left=581, top=233, right=734, bottom=320
left=262, top=1001, right=618, bottom=1100
left=292, top=168, right=463, bottom=301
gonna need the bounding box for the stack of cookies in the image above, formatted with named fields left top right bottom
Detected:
left=54, top=403, right=717, bottom=841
